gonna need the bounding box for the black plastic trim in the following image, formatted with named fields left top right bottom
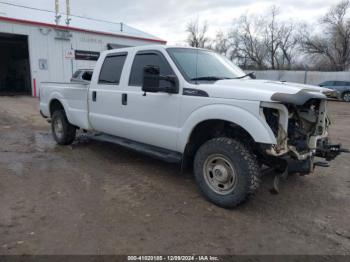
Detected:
left=122, top=93, right=127, bottom=105
left=91, top=134, right=182, bottom=163
left=183, top=88, right=209, bottom=97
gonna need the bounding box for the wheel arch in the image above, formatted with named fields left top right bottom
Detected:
left=184, top=119, right=256, bottom=158
left=47, top=92, right=71, bottom=121
left=49, top=99, right=65, bottom=117
left=178, top=104, right=276, bottom=154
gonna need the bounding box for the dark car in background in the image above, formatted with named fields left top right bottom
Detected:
left=319, top=81, right=350, bottom=102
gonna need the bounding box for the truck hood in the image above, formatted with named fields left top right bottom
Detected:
left=197, top=79, right=329, bottom=105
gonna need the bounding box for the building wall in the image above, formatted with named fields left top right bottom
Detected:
left=0, top=20, right=161, bottom=96
left=255, top=70, right=350, bottom=86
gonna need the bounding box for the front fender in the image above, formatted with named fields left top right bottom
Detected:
left=177, top=104, right=276, bottom=152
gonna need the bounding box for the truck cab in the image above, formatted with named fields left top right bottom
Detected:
left=40, top=45, right=348, bottom=208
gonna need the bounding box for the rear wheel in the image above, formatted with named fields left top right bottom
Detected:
left=193, top=137, right=260, bottom=208
left=51, top=110, right=76, bottom=145
left=342, top=92, right=350, bottom=102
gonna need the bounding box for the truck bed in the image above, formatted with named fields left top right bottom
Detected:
left=40, top=82, right=91, bottom=130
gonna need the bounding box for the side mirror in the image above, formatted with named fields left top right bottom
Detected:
left=142, top=65, right=160, bottom=93
left=142, top=65, right=178, bottom=94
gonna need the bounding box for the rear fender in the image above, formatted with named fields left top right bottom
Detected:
left=49, top=92, right=69, bottom=117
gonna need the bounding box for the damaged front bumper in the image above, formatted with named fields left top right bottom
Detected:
left=260, top=100, right=348, bottom=175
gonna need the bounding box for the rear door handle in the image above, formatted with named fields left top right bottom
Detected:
left=122, top=93, right=127, bottom=105
left=92, top=91, right=97, bottom=102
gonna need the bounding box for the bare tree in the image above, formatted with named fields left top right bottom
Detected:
left=278, top=22, right=299, bottom=69
left=212, top=31, right=230, bottom=56
left=225, top=7, right=300, bottom=70
left=263, top=6, right=300, bottom=69
left=301, top=0, right=350, bottom=70
left=228, top=15, right=267, bottom=69
left=264, top=6, right=282, bottom=69
left=186, top=20, right=210, bottom=48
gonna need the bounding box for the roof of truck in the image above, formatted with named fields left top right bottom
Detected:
left=102, top=45, right=209, bottom=54
left=0, top=2, right=166, bottom=44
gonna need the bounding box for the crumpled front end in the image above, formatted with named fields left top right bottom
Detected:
left=260, top=95, right=347, bottom=175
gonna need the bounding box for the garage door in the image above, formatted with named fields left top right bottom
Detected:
left=0, top=32, right=31, bottom=95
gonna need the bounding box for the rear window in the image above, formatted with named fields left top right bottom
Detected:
left=99, top=54, right=127, bottom=85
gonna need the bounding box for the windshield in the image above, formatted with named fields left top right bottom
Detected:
left=167, top=48, right=246, bottom=82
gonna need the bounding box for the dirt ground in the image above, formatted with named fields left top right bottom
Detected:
left=0, top=96, right=350, bottom=255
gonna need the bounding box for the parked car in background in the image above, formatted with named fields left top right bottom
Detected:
left=70, top=69, right=93, bottom=83
left=319, top=81, right=350, bottom=102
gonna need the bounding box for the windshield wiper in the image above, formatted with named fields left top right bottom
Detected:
left=232, top=72, right=256, bottom=80
left=190, top=76, right=233, bottom=81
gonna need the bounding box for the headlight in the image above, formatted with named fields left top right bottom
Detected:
left=322, top=90, right=338, bottom=98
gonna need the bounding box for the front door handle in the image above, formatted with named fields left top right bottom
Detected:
left=122, top=93, right=127, bottom=105
left=92, top=91, right=97, bottom=102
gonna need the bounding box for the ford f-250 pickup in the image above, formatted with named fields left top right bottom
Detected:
left=39, top=45, right=348, bottom=208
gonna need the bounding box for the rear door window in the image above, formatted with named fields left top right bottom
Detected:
left=99, top=53, right=127, bottom=85
left=334, top=81, right=346, bottom=86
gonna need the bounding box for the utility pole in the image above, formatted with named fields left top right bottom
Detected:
left=65, top=0, right=74, bottom=76
left=65, top=0, right=71, bottom=26
left=55, top=0, right=61, bottom=25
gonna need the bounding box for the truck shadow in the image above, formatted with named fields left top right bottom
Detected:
left=65, top=133, right=325, bottom=211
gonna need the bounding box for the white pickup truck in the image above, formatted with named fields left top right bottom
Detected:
left=40, top=45, right=348, bottom=208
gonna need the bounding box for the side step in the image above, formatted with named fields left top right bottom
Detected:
left=90, top=133, right=182, bottom=164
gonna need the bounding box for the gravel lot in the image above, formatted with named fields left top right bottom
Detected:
left=0, top=96, right=350, bottom=255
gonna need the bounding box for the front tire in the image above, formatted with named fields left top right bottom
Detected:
left=193, top=137, right=260, bottom=208
left=51, top=110, right=76, bottom=145
left=342, top=92, right=350, bottom=102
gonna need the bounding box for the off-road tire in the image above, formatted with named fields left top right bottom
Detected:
left=193, top=137, right=260, bottom=208
left=342, top=91, right=350, bottom=102
left=51, top=110, right=76, bottom=145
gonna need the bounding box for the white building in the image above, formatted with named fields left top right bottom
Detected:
left=0, top=3, right=166, bottom=96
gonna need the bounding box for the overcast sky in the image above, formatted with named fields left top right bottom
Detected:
left=9, top=0, right=343, bottom=44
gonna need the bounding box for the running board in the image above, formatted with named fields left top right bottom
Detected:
left=90, top=133, right=182, bottom=164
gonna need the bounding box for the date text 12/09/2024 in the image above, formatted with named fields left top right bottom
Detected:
left=127, top=256, right=219, bottom=261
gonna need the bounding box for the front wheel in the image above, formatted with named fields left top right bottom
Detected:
left=51, top=110, right=76, bottom=145
left=342, top=92, right=350, bottom=102
left=193, top=137, right=260, bottom=208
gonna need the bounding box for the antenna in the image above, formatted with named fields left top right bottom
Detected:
left=65, top=0, right=71, bottom=26
left=54, top=0, right=61, bottom=25
left=195, top=48, right=199, bottom=85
